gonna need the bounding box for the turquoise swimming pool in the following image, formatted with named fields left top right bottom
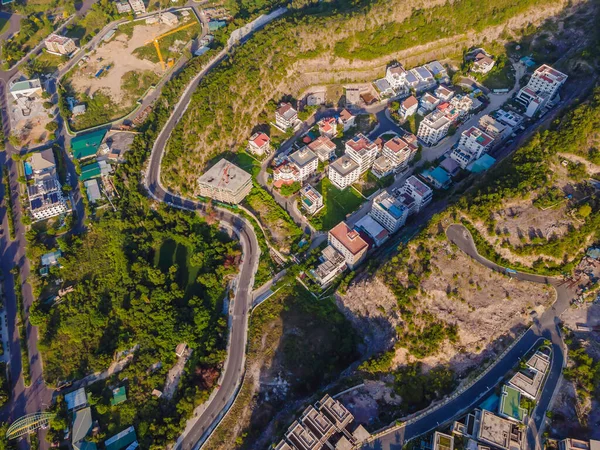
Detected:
left=479, top=392, right=499, bottom=412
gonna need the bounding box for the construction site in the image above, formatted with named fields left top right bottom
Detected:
left=68, top=10, right=200, bottom=121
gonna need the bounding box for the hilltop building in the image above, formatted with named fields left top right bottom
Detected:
left=197, top=159, right=252, bottom=204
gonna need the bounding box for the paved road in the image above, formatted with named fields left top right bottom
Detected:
left=363, top=224, right=573, bottom=450
left=0, top=11, right=24, bottom=43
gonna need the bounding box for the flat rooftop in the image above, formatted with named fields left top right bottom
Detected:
left=499, top=385, right=525, bottom=422
left=477, top=410, right=516, bottom=450
left=198, top=159, right=251, bottom=192
left=290, top=147, right=318, bottom=168
left=330, top=156, right=359, bottom=177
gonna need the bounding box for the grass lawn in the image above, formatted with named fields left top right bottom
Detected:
left=309, top=177, right=364, bottom=231
left=481, top=58, right=516, bottom=90
left=353, top=172, right=394, bottom=197
left=0, top=17, right=9, bottom=36
left=133, top=22, right=201, bottom=64
left=402, top=114, right=423, bottom=135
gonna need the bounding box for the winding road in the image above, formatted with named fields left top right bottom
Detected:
left=362, top=224, right=574, bottom=450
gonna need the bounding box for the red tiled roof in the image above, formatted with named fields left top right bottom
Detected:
left=330, top=222, right=368, bottom=255
left=308, top=136, right=336, bottom=151
left=339, top=109, right=354, bottom=121
left=402, top=95, right=418, bottom=108
left=384, top=137, right=409, bottom=154
left=250, top=132, right=270, bottom=147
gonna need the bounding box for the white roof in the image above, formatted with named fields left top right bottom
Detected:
left=65, top=387, right=87, bottom=410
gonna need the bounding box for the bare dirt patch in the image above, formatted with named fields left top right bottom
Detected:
left=69, top=21, right=175, bottom=104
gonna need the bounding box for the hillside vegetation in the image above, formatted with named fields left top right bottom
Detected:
left=162, top=0, right=573, bottom=194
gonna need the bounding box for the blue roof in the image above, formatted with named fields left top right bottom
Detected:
left=468, top=154, right=496, bottom=173
left=425, top=167, right=451, bottom=185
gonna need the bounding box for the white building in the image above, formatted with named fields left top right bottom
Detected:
left=128, top=0, right=146, bottom=14
left=247, top=132, right=271, bottom=156
left=417, top=110, right=452, bottom=145
left=338, top=109, right=355, bottom=132
left=434, top=85, right=454, bottom=102
left=478, top=115, right=509, bottom=141
left=401, top=176, right=433, bottom=212
left=115, top=1, right=132, bottom=13
left=399, top=95, right=418, bottom=120
left=385, top=63, right=407, bottom=90
left=317, top=117, right=337, bottom=138
left=515, top=64, right=567, bottom=117
left=381, top=134, right=418, bottom=170
left=355, top=215, right=389, bottom=247
left=9, top=79, right=42, bottom=101
left=45, top=34, right=77, bottom=55
left=495, top=109, right=524, bottom=128
left=160, top=11, right=179, bottom=26
left=311, top=245, right=346, bottom=287
left=308, top=136, right=336, bottom=162
left=344, top=133, right=379, bottom=174
left=328, top=222, right=369, bottom=270
left=457, top=126, right=494, bottom=158
left=472, top=53, right=495, bottom=74
left=300, top=184, right=323, bottom=214
left=288, top=147, right=318, bottom=181
left=449, top=94, right=475, bottom=117
left=371, top=191, right=409, bottom=233
left=275, top=102, right=298, bottom=130
left=27, top=149, right=68, bottom=221
left=418, top=92, right=440, bottom=115
left=328, top=156, right=360, bottom=190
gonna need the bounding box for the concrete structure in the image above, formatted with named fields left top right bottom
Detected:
left=399, top=95, right=418, bottom=119
left=317, top=117, right=338, bottom=138
left=311, top=245, right=346, bottom=287
left=289, top=147, right=318, bottom=181
left=308, top=136, right=336, bottom=162
left=381, top=134, right=417, bottom=170
left=433, top=432, right=454, bottom=450
left=9, top=79, right=42, bottom=101
left=355, top=215, right=389, bottom=247
left=247, top=132, right=271, bottom=156
left=401, top=175, right=433, bottom=212
left=499, top=385, right=526, bottom=422
left=417, top=110, right=452, bottom=145
left=476, top=410, right=523, bottom=450
left=450, top=94, right=475, bottom=117
left=450, top=147, right=477, bottom=170
left=515, top=64, right=567, bottom=117
left=26, top=149, right=68, bottom=221
left=45, top=34, right=77, bottom=55
left=300, top=184, right=323, bottom=215
left=439, top=157, right=461, bottom=176
left=328, top=156, right=360, bottom=190
left=559, top=439, right=600, bottom=450
left=115, top=1, right=132, bottom=13
left=305, top=90, right=326, bottom=106
left=344, top=133, right=379, bottom=174
left=385, top=63, right=407, bottom=90
left=478, top=115, right=509, bottom=141
left=338, top=109, right=355, bottom=131
left=197, top=159, right=252, bottom=204
left=495, top=109, right=524, bottom=128
left=275, top=102, right=298, bottom=130
left=328, top=222, right=368, bottom=270
left=371, top=156, right=394, bottom=179
left=160, top=11, right=179, bottom=26
left=371, top=191, right=408, bottom=233
left=508, top=351, right=550, bottom=400
left=422, top=167, right=451, bottom=189
left=458, top=126, right=494, bottom=156
left=418, top=92, right=440, bottom=115
left=434, top=85, right=454, bottom=102
left=472, top=52, right=495, bottom=74
left=128, top=0, right=146, bottom=14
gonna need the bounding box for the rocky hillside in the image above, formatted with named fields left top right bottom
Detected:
left=161, top=0, right=581, bottom=194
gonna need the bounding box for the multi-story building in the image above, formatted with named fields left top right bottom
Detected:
left=355, top=215, right=389, bottom=247
left=434, top=85, right=454, bottom=102
left=478, top=115, right=508, bottom=141
left=308, top=136, right=336, bottom=162
left=273, top=161, right=300, bottom=186
left=9, top=79, right=42, bottom=101
left=401, top=176, right=433, bottom=212
left=559, top=439, right=600, bottom=450
left=371, top=156, right=394, bottom=179
left=128, top=0, right=146, bottom=14
left=449, top=94, right=475, bottom=117
left=197, top=159, right=252, bottom=204
left=477, top=410, right=523, bottom=450
left=328, top=222, right=368, bottom=269
left=417, top=110, right=452, bottom=145
left=338, top=108, right=355, bottom=131
left=381, top=135, right=417, bottom=170
left=371, top=191, right=409, bottom=233
left=472, top=52, right=495, bottom=74
left=399, top=95, right=418, bottom=120
left=515, top=64, right=567, bottom=117
left=418, top=92, right=440, bottom=115
left=344, top=133, right=379, bottom=174
left=115, top=1, right=132, bottom=13
left=275, top=102, right=298, bottom=130
left=44, top=34, right=77, bottom=55
left=450, top=147, right=476, bottom=169
left=385, top=63, right=407, bottom=90
left=247, top=132, right=271, bottom=156
left=457, top=126, right=494, bottom=159
left=289, top=147, right=318, bottom=181
left=495, top=109, right=524, bottom=128
left=27, top=149, right=68, bottom=221
left=311, top=245, right=346, bottom=287
left=300, top=184, right=323, bottom=214
left=328, top=156, right=360, bottom=189
left=317, top=117, right=337, bottom=138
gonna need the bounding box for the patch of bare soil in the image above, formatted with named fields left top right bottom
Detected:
left=339, top=239, right=554, bottom=374
left=70, top=21, right=170, bottom=103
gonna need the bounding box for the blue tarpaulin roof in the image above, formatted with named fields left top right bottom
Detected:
left=468, top=154, right=496, bottom=173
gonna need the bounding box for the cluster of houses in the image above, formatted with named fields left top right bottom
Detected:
left=274, top=394, right=370, bottom=450
left=309, top=175, right=432, bottom=287
left=378, top=60, right=450, bottom=98
left=514, top=64, right=568, bottom=117
left=64, top=386, right=136, bottom=450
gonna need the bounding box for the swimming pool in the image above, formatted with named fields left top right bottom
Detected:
left=24, top=162, right=32, bottom=177
left=479, top=392, right=499, bottom=412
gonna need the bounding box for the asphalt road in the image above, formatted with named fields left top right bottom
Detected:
left=363, top=224, right=573, bottom=450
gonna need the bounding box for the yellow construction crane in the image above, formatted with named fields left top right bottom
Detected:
left=146, top=22, right=197, bottom=71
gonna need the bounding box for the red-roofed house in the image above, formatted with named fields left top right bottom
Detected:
left=247, top=132, right=271, bottom=156
left=472, top=53, right=495, bottom=74
left=399, top=95, right=418, bottom=120
left=338, top=109, right=356, bottom=132
left=308, top=136, right=337, bottom=162
left=344, top=133, right=379, bottom=173
left=328, top=222, right=368, bottom=269
left=275, top=103, right=298, bottom=130
left=317, top=117, right=338, bottom=138
left=382, top=135, right=418, bottom=170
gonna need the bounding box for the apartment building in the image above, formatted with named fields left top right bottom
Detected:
left=449, top=94, right=475, bottom=117
left=345, top=133, right=379, bottom=174
left=27, top=149, right=68, bottom=221
left=317, top=117, right=337, bottom=138
left=457, top=126, right=494, bottom=158
left=355, top=215, right=389, bottom=247
left=515, top=64, right=567, bottom=117
left=45, top=34, right=77, bottom=55
left=401, top=176, right=433, bottom=212
left=478, top=115, right=508, bottom=141
left=300, top=184, right=323, bottom=214
left=289, top=147, right=318, bottom=181
left=328, top=222, right=368, bottom=269
left=308, top=136, right=337, bottom=162
left=128, top=0, right=146, bottom=14
left=495, top=109, right=524, bottom=128
left=417, top=110, right=452, bottom=145
left=371, top=156, right=394, bottom=179
left=399, top=95, right=418, bottom=119
left=381, top=135, right=417, bottom=170
left=197, top=159, right=252, bottom=204
left=328, top=156, right=360, bottom=189
left=247, top=132, right=271, bottom=156
left=371, top=191, right=409, bottom=233
left=385, top=63, right=407, bottom=90
left=311, top=245, right=346, bottom=287
left=275, top=102, right=298, bottom=130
